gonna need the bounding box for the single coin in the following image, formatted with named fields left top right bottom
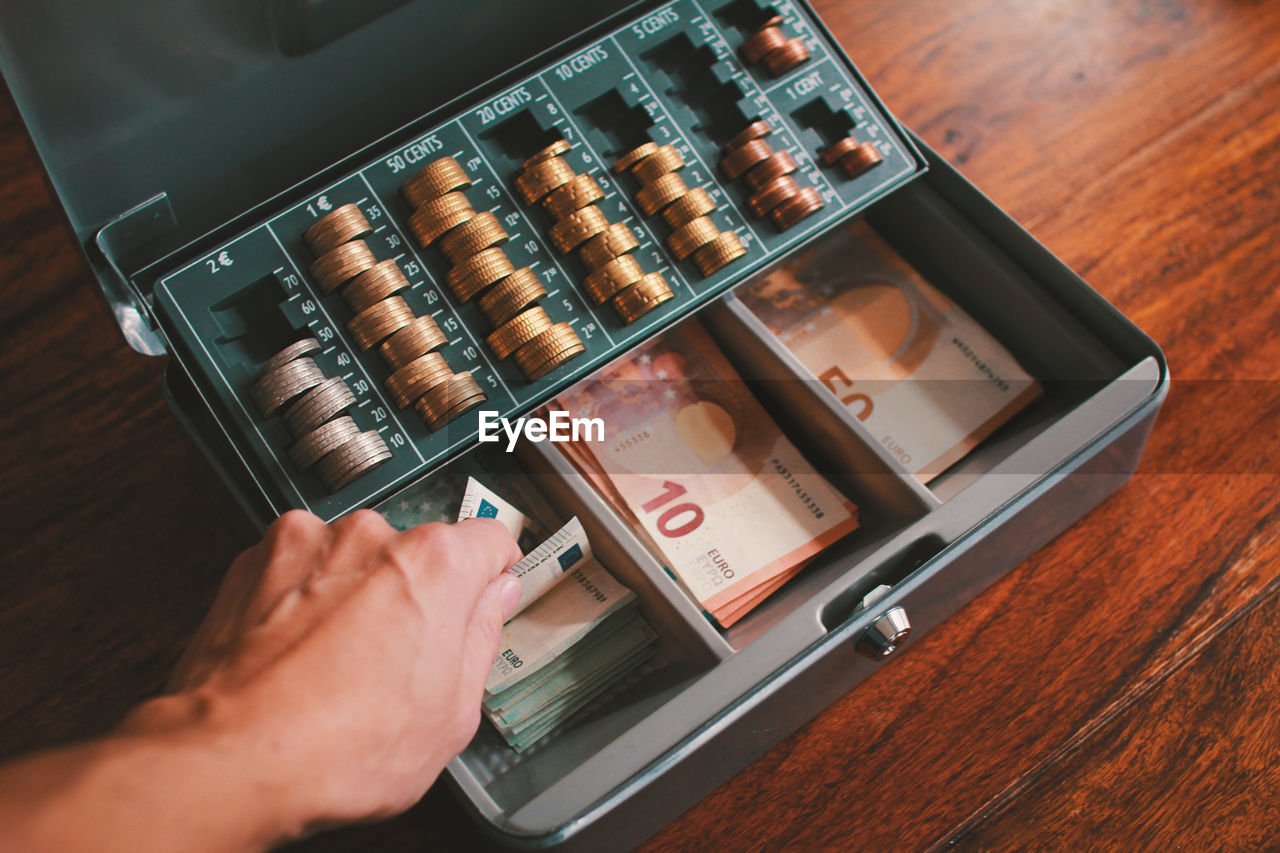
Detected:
left=476, top=267, right=547, bottom=326
left=762, top=38, right=811, bottom=76
left=303, top=204, right=372, bottom=255
left=612, top=272, right=674, bottom=324
left=252, top=356, right=325, bottom=417
left=380, top=315, right=449, bottom=368
left=819, top=136, right=862, bottom=167
left=635, top=172, right=690, bottom=216
left=347, top=296, right=416, bottom=350
left=662, top=187, right=717, bottom=230
left=261, top=338, right=320, bottom=376
left=720, top=138, right=773, bottom=180
left=667, top=216, right=721, bottom=260
left=839, top=141, right=885, bottom=178
left=744, top=149, right=798, bottom=191
left=769, top=185, right=824, bottom=231
left=282, top=377, right=357, bottom=436
left=446, top=247, right=515, bottom=302
left=309, top=240, right=377, bottom=293
left=512, top=323, right=584, bottom=380
left=486, top=305, right=552, bottom=358
left=402, top=157, right=472, bottom=208
left=548, top=205, right=609, bottom=254
left=407, top=192, right=476, bottom=247
left=385, top=351, right=452, bottom=409
left=289, top=415, right=360, bottom=470
left=614, top=141, right=660, bottom=174
left=522, top=139, right=573, bottom=169
left=747, top=175, right=800, bottom=218
left=740, top=25, right=787, bottom=64
left=317, top=430, right=392, bottom=491
left=440, top=212, right=510, bottom=265
left=630, top=145, right=686, bottom=185
left=515, top=157, right=575, bottom=205
left=726, top=119, right=773, bottom=151
left=344, top=260, right=410, bottom=313
left=578, top=222, right=640, bottom=269
left=542, top=173, right=605, bottom=219
left=582, top=254, right=645, bottom=305
left=691, top=231, right=748, bottom=277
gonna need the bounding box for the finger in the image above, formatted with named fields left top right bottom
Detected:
left=239, top=510, right=333, bottom=628
left=394, top=518, right=521, bottom=617
left=455, top=573, right=523, bottom=706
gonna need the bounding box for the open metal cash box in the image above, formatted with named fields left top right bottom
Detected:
left=0, top=0, right=1167, bottom=847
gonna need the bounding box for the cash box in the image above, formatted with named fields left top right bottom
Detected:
left=0, top=0, right=1168, bottom=848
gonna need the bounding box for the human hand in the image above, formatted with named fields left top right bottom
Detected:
left=125, top=510, right=523, bottom=842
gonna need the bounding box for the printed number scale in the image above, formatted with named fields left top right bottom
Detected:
left=139, top=0, right=924, bottom=521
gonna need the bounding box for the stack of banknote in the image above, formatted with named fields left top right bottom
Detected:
left=379, top=470, right=654, bottom=753
left=553, top=319, right=860, bottom=628
left=738, top=220, right=1041, bottom=482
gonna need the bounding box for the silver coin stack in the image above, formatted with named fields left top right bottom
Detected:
left=252, top=337, right=392, bottom=491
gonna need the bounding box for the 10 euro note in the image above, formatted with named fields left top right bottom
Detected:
left=554, top=319, right=859, bottom=628
left=738, top=220, right=1040, bottom=482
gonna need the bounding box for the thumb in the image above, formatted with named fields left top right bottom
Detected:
left=456, top=574, right=523, bottom=705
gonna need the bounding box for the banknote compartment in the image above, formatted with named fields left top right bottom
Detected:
left=374, top=443, right=729, bottom=817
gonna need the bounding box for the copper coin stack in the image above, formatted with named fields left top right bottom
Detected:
left=738, top=14, right=810, bottom=77
left=517, top=141, right=674, bottom=326
left=719, top=120, right=825, bottom=232
left=405, top=152, right=584, bottom=384
left=614, top=141, right=746, bottom=279
left=818, top=135, right=884, bottom=180
left=304, top=204, right=475, bottom=432
left=252, top=337, right=391, bottom=491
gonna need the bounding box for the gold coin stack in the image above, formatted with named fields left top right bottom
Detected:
left=819, top=135, right=885, bottom=180
left=304, top=204, right=479, bottom=431
left=253, top=337, right=392, bottom=491
left=614, top=142, right=746, bottom=279
left=738, top=15, right=811, bottom=78
left=516, top=141, right=674, bottom=325
left=719, top=121, right=825, bottom=232
left=403, top=151, right=585, bottom=382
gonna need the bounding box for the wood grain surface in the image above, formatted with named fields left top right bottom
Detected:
left=1, top=0, right=1277, bottom=850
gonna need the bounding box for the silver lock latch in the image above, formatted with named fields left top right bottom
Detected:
left=857, top=606, right=911, bottom=659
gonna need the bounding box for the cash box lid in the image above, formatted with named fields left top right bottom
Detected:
left=0, top=0, right=634, bottom=353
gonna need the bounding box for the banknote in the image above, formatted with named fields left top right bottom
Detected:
left=485, top=555, right=635, bottom=695
left=456, top=476, right=530, bottom=541
left=738, top=220, right=1041, bottom=481
left=554, top=319, right=860, bottom=628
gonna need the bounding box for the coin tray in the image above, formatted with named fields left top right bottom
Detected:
left=139, top=0, right=925, bottom=521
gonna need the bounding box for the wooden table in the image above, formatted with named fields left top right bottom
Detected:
left=2, top=0, right=1277, bottom=849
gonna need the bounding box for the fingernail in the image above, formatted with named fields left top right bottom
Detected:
left=499, top=574, right=523, bottom=620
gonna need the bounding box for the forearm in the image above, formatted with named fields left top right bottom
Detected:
left=0, top=695, right=302, bottom=853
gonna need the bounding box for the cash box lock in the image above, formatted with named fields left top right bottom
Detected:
left=857, top=606, right=912, bottom=659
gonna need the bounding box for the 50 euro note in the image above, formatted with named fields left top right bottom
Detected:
left=553, top=319, right=859, bottom=629
left=738, top=220, right=1041, bottom=482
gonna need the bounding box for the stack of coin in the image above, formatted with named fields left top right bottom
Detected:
left=406, top=151, right=580, bottom=385
left=819, top=135, right=885, bottom=179
left=515, top=142, right=673, bottom=327
left=719, top=121, right=825, bottom=232
left=413, top=372, right=488, bottom=431
left=615, top=141, right=746, bottom=279
left=738, top=15, right=810, bottom=77
left=257, top=339, right=392, bottom=492
left=302, top=198, right=475, bottom=431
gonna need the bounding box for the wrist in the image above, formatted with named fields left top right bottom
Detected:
left=117, top=690, right=311, bottom=849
